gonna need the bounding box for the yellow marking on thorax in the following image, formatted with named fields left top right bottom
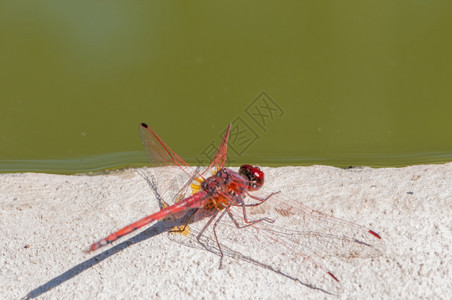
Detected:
left=163, top=168, right=221, bottom=237
left=190, top=176, right=204, bottom=194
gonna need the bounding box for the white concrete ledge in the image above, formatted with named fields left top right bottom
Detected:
left=1, top=163, right=450, bottom=299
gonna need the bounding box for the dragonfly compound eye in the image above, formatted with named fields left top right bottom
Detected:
left=239, top=165, right=264, bottom=190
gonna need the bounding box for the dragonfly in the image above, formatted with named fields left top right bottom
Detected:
left=89, top=123, right=384, bottom=294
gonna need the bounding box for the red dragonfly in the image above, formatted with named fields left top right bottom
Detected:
left=89, top=123, right=384, bottom=294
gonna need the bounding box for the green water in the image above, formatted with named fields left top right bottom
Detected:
left=1, top=1, right=451, bottom=173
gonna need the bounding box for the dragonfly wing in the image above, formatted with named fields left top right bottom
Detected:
left=139, top=123, right=211, bottom=208
left=139, top=123, right=195, bottom=174
left=138, top=123, right=232, bottom=242
left=240, top=185, right=385, bottom=258
left=173, top=191, right=385, bottom=294
left=198, top=123, right=231, bottom=179
left=139, top=123, right=231, bottom=207
left=259, top=194, right=386, bottom=258
left=167, top=198, right=344, bottom=294
left=170, top=123, right=232, bottom=206
left=164, top=124, right=232, bottom=242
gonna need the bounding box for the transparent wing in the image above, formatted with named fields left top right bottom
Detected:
left=248, top=193, right=386, bottom=258
left=138, top=123, right=231, bottom=207
left=167, top=190, right=385, bottom=294
left=198, top=123, right=231, bottom=179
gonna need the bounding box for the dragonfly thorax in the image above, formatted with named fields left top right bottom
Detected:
left=201, top=168, right=246, bottom=197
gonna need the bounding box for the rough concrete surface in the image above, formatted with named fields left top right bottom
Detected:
left=1, top=163, right=450, bottom=299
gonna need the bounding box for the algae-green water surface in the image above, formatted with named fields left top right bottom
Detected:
left=1, top=2, right=451, bottom=173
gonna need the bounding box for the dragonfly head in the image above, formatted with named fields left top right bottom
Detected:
left=239, top=165, right=264, bottom=191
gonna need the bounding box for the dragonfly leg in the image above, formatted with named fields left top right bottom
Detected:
left=244, top=191, right=280, bottom=206
left=226, top=204, right=274, bottom=230
left=211, top=209, right=229, bottom=269
left=195, top=210, right=227, bottom=268
left=228, top=191, right=280, bottom=226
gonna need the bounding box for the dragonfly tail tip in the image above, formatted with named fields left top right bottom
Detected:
left=368, top=230, right=382, bottom=239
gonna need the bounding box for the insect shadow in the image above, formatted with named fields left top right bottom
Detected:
left=22, top=217, right=179, bottom=299
left=23, top=215, right=336, bottom=300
